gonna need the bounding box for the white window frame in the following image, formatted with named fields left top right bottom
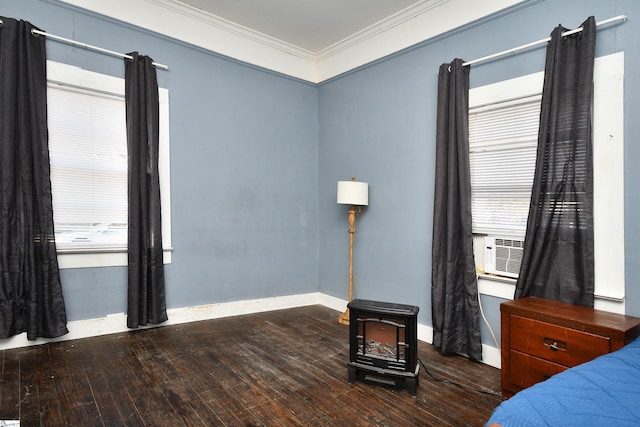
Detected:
left=47, top=61, right=172, bottom=268
left=472, top=52, right=625, bottom=313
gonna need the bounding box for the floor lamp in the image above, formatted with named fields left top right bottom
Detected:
left=337, top=177, right=368, bottom=325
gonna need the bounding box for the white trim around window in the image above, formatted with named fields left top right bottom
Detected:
left=472, top=52, right=625, bottom=313
left=47, top=61, right=172, bottom=268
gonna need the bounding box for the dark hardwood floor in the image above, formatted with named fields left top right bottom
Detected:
left=0, top=305, right=503, bottom=426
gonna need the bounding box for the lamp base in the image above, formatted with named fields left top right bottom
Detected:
left=338, top=308, right=350, bottom=325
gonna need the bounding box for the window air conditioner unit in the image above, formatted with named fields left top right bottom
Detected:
left=484, top=237, right=524, bottom=278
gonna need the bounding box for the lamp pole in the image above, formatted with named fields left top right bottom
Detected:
left=338, top=204, right=357, bottom=325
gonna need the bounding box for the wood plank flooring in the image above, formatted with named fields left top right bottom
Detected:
left=0, top=305, right=504, bottom=426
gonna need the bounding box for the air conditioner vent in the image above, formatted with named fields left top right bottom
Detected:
left=484, top=236, right=524, bottom=278
left=495, top=238, right=524, bottom=249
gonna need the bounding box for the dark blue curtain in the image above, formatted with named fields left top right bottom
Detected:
left=0, top=17, right=68, bottom=339
left=515, top=17, right=596, bottom=307
left=431, top=59, right=483, bottom=361
left=125, top=52, right=168, bottom=328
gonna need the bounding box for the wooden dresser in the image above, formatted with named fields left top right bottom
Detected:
left=500, top=296, right=640, bottom=398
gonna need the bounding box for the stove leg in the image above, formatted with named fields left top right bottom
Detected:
left=348, top=366, right=357, bottom=384
left=406, top=378, right=417, bottom=397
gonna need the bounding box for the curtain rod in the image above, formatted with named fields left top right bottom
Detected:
left=30, top=29, right=169, bottom=70
left=0, top=19, right=168, bottom=70
left=463, top=14, right=627, bottom=67
left=2, top=14, right=626, bottom=72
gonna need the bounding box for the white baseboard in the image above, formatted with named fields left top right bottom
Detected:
left=0, top=292, right=322, bottom=351
left=482, top=343, right=501, bottom=369
left=417, top=325, right=501, bottom=369
left=0, top=292, right=500, bottom=370
left=318, top=293, right=349, bottom=313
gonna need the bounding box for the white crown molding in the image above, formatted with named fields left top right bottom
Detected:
left=55, top=0, right=320, bottom=81
left=316, top=0, right=450, bottom=62
left=54, top=0, right=524, bottom=81
left=316, top=0, right=526, bottom=82
left=146, top=0, right=317, bottom=62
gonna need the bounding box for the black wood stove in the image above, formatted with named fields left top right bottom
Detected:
left=347, top=299, right=420, bottom=396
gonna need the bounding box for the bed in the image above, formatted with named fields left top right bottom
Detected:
left=486, top=337, right=640, bottom=427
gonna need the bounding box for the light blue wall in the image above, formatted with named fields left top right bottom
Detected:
left=2, top=0, right=319, bottom=321
left=318, top=0, right=640, bottom=347
left=3, top=0, right=639, bottom=354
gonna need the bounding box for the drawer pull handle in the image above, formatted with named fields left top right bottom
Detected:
left=543, top=337, right=566, bottom=351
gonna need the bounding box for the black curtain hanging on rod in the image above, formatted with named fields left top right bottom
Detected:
left=515, top=17, right=597, bottom=307
left=0, top=16, right=69, bottom=340
left=125, top=52, right=168, bottom=328
left=431, top=58, right=483, bottom=362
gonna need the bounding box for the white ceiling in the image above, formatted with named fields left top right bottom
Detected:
left=58, top=0, right=525, bottom=82
left=178, top=0, right=422, bottom=53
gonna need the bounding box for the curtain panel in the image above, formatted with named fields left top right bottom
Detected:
left=515, top=17, right=596, bottom=307
left=431, top=59, right=483, bottom=361
left=0, top=17, right=68, bottom=340
left=125, top=52, right=168, bottom=328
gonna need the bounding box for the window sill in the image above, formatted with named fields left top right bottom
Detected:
left=477, top=274, right=515, bottom=300
left=57, top=248, right=172, bottom=269
left=477, top=274, right=626, bottom=314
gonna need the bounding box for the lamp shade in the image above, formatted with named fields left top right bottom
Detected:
left=337, top=180, right=368, bottom=206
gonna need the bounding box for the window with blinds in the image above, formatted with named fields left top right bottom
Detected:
left=469, top=94, right=541, bottom=236
left=471, top=52, right=625, bottom=307
left=48, top=85, right=128, bottom=250
left=45, top=60, right=172, bottom=269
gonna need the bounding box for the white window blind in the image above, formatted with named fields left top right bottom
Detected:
left=48, top=85, right=128, bottom=250
left=469, top=95, right=541, bottom=236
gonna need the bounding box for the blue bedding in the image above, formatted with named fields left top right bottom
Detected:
left=486, top=338, right=640, bottom=427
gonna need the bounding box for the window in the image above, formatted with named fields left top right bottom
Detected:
left=469, top=94, right=540, bottom=236
left=470, top=52, right=625, bottom=307
left=48, top=84, right=128, bottom=250
left=47, top=61, right=172, bottom=268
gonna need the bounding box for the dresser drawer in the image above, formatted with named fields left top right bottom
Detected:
left=510, top=315, right=610, bottom=366
left=508, top=350, right=567, bottom=389
left=501, top=297, right=640, bottom=398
